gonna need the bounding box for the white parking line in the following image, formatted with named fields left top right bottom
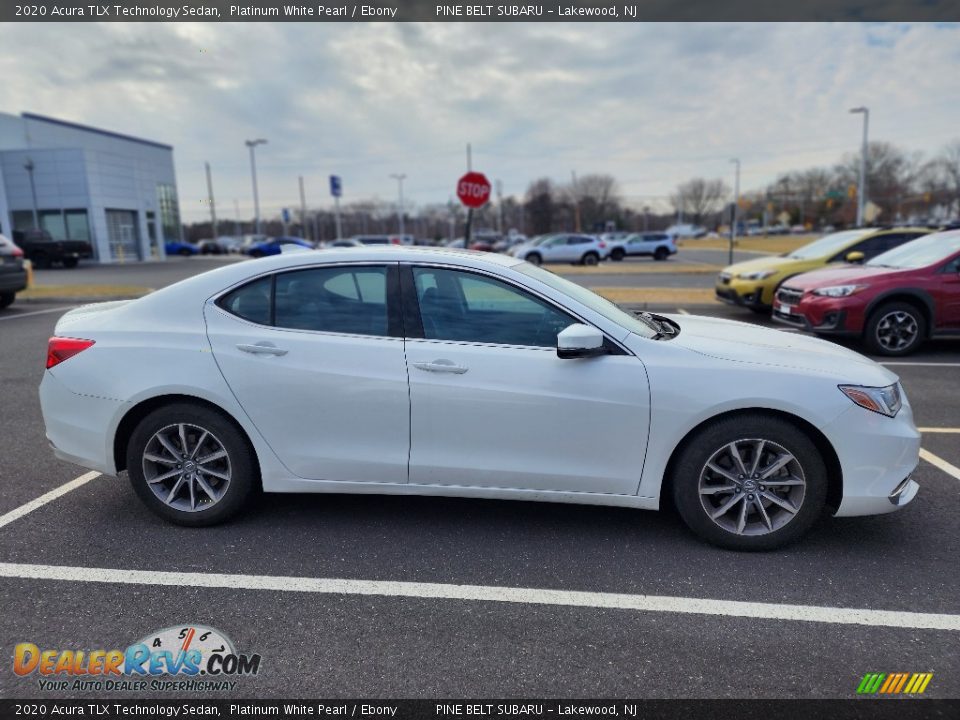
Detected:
left=882, top=362, right=960, bottom=368
left=0, top=472, right=100, bottom=530
left=920, top=448, right=960, bottom=482
left=919, top=427, right=960, bottom=434
left=676, top=308, right=690, bottom=315
left=0, top=305, right=78, bottom=321
left=0, top=561, right=956, bottom=631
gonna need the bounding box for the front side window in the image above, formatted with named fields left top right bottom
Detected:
left=413, top=267, right=575, bottom=347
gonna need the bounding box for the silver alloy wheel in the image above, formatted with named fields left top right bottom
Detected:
left=583, top=253, right=599, bottom=266
left=142, top=423, right=232, bottom=513
left=698, top=438, right=806, bottom=536
left=875, top=310, right=919, bottom=352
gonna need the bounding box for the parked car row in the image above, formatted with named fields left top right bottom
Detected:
left=717, top=226, right=960, bottom=355
left=506, top=232, right=678, bottom=266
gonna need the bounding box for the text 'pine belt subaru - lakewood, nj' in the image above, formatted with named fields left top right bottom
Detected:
left=40, top=247, right=920, bottom=550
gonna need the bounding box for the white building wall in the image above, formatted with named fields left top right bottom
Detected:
left=0, top=112, right=180, bottom=262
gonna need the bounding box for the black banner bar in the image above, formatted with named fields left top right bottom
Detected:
left=1, top=700, right=959, bottom=720
left=4, top=0, right=960, bottom=23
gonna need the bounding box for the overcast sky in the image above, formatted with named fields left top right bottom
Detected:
left=2, top=21, right=959, bottom=223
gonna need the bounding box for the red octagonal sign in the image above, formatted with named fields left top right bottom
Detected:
left=457, top=171, right=491, bottom=209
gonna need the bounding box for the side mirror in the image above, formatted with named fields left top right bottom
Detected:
left=845, top=251, right=865, bottom=264
left=557, top=323, right=606, bottom=359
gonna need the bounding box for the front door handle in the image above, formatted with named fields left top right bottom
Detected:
left=411, top=359, right=468, bottom=374
left=237, top=342, right=288, bottom=357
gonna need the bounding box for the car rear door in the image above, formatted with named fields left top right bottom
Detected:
left=204, top=263, right=410, bottom=483
left=404, top=264, right=650, bottom=495
left=938, top=254, right=960, bottom=328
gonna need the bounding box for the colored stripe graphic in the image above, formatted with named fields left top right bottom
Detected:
left=857, top=673, right=932, bottom=694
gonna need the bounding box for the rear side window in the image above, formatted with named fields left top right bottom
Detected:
left=217, top=266, right=391, bottom=336
left=275, top=266, right=388, bottom=335
left=218, top=276, right=272, bottom=325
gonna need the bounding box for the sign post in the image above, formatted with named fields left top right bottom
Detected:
left=330, top=175, right=343, bottom=239
left=457, top=170, right=491, bottom=248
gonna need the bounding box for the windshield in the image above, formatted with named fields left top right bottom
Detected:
left=786, top=230, right=872, bottom=259
left=867, top=231, right=960, bottom=269
left=516, top=264, right=659, bottom=339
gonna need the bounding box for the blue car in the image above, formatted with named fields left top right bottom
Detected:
left=165, top=240, right=199, bottom=257
left=246, top=236, right=314, bottom=258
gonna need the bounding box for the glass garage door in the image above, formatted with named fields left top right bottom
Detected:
left=105, top=209, right=141, bottom=262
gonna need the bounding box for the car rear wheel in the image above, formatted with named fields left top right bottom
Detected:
left=671, top=415, right=826, bottom=550
left=581, top=252, right=599, bottom=266
left=610, top=248, right=625, bottom=261
left=127, top=403, right=257, bottom=526
left=524, top=252, right=542, bottom=266
left=62, top=257, right=78, bottom=269
left=0, top=292, right=14, bottom=309
left=178, top=248, right=193, bottom=257
left=864, top=302, right=925, bottom=356
left=653, top=247, right=669, bottom=261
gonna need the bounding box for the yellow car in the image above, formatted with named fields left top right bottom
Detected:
left=715, top=227, right=933, bottom=313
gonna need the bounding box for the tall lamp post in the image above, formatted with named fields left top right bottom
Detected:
left=24, top=158, right=39, bottom=229
left=849, top=106, right=869, bottom=227
left=390, top=173, right=406, bottom=238
left=729, top=158, right=741, bottom=266
left=245, top=139, right=267, bottom=236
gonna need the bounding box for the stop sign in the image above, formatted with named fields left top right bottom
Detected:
left=457, top=171, right=491, bottom=209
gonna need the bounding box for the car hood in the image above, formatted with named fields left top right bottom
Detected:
left=723, top=255, right=807, bottom=276
left=667, top=314, right=897, bottom=384
left=779, top=264, right=914, bottom=290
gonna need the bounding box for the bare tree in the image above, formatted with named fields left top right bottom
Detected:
left=670, top=178, right=730, bottom=226
left=525, top=178, right=556, bottom=235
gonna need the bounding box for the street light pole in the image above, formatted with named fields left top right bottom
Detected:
left=245, top=139, right=267, bottom=236
left=849, top=107, right=869, bottom=227
left=390, top=173, right=406, bottom=238
left=729, top=158, right=741, bottom=266
left=24, top=158, right=39, bottom=229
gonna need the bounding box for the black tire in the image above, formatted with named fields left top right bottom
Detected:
left=178, top=248, right=192, bottom=257
left=0, top=292, right=14, bottom=309
left=126, top=403, right=257, bottom=527
left=31, top=252, right=51, bottom=269
left=524, top=252, right=542, bottom=266
left=249, top=250, right=264, bottom=259
left=610, top=248, right=625, bottom=262
left=671, top=415, right=827, bottom=551
left=653, top=247, right=669, bottom=261
left=62, top=256, right=78, bottom=269
left=580, top=251, right=600, bottom=266
left=863, top=301, right=926, bottom=357
left=748, top=305, right=770, bottom=315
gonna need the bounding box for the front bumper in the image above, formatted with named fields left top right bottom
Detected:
left=822, top=402, right=921, bottom=517
left=772, top=294, right=864, bottom=336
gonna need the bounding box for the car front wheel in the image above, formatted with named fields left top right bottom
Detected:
left=610, top=248, right=625, bottom=261
left=0, top=292, right=14, bottom=309
left=525, top=252, right=542, bottom=266
left=671, top=415, right=826, bottom=550
left=864, top=302, right=925, bottom=356
left=127, top=403, right=257, bottom=526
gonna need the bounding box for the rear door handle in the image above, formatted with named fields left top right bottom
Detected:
left=237, top=342, right=288, bottom=357
left=411, top=359, right=468, bottom=374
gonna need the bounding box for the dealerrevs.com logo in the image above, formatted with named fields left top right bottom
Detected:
left=13, top=624, right=262, bottom=692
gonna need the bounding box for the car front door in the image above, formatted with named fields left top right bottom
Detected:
left=404, top=265, right=650, bottom=495
left=205, top=263, right=410, bottom=483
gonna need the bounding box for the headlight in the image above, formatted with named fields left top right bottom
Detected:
left=813, top=284, right=868, bottom=297
left=839, top=383, right=902, bottom=417
left=737, top=269, right=777, bottom=280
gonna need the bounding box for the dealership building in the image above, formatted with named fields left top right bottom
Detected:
left=0, top=111, right=182, bottom=262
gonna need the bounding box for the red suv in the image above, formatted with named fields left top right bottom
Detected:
left=772, top=230, right=960, bottom=355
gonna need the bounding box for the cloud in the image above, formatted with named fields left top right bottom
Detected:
left=1, top=21, right=958, bottom=222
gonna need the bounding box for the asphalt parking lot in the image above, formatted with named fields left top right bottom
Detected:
left=1, top=254, right=958, bottom=700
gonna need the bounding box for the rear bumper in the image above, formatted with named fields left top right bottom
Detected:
left=0, top=269, right=28, bottom=293
left=39, top=371, right=123, bottom=476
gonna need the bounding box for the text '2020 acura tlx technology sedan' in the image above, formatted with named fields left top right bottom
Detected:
left=39, top=247, right=920, bottom=550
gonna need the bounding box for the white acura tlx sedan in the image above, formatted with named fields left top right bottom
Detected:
left=39, top=247, right=920, bottom=550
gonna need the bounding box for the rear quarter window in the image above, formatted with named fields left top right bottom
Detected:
left=217, top=276, right=272, bottom=325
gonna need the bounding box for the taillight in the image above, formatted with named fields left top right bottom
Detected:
left=598, top=242, right=607, bottom=248
left=11, top=247, right=23, bottom=258
left=46, top=337, right=95, bottom=369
